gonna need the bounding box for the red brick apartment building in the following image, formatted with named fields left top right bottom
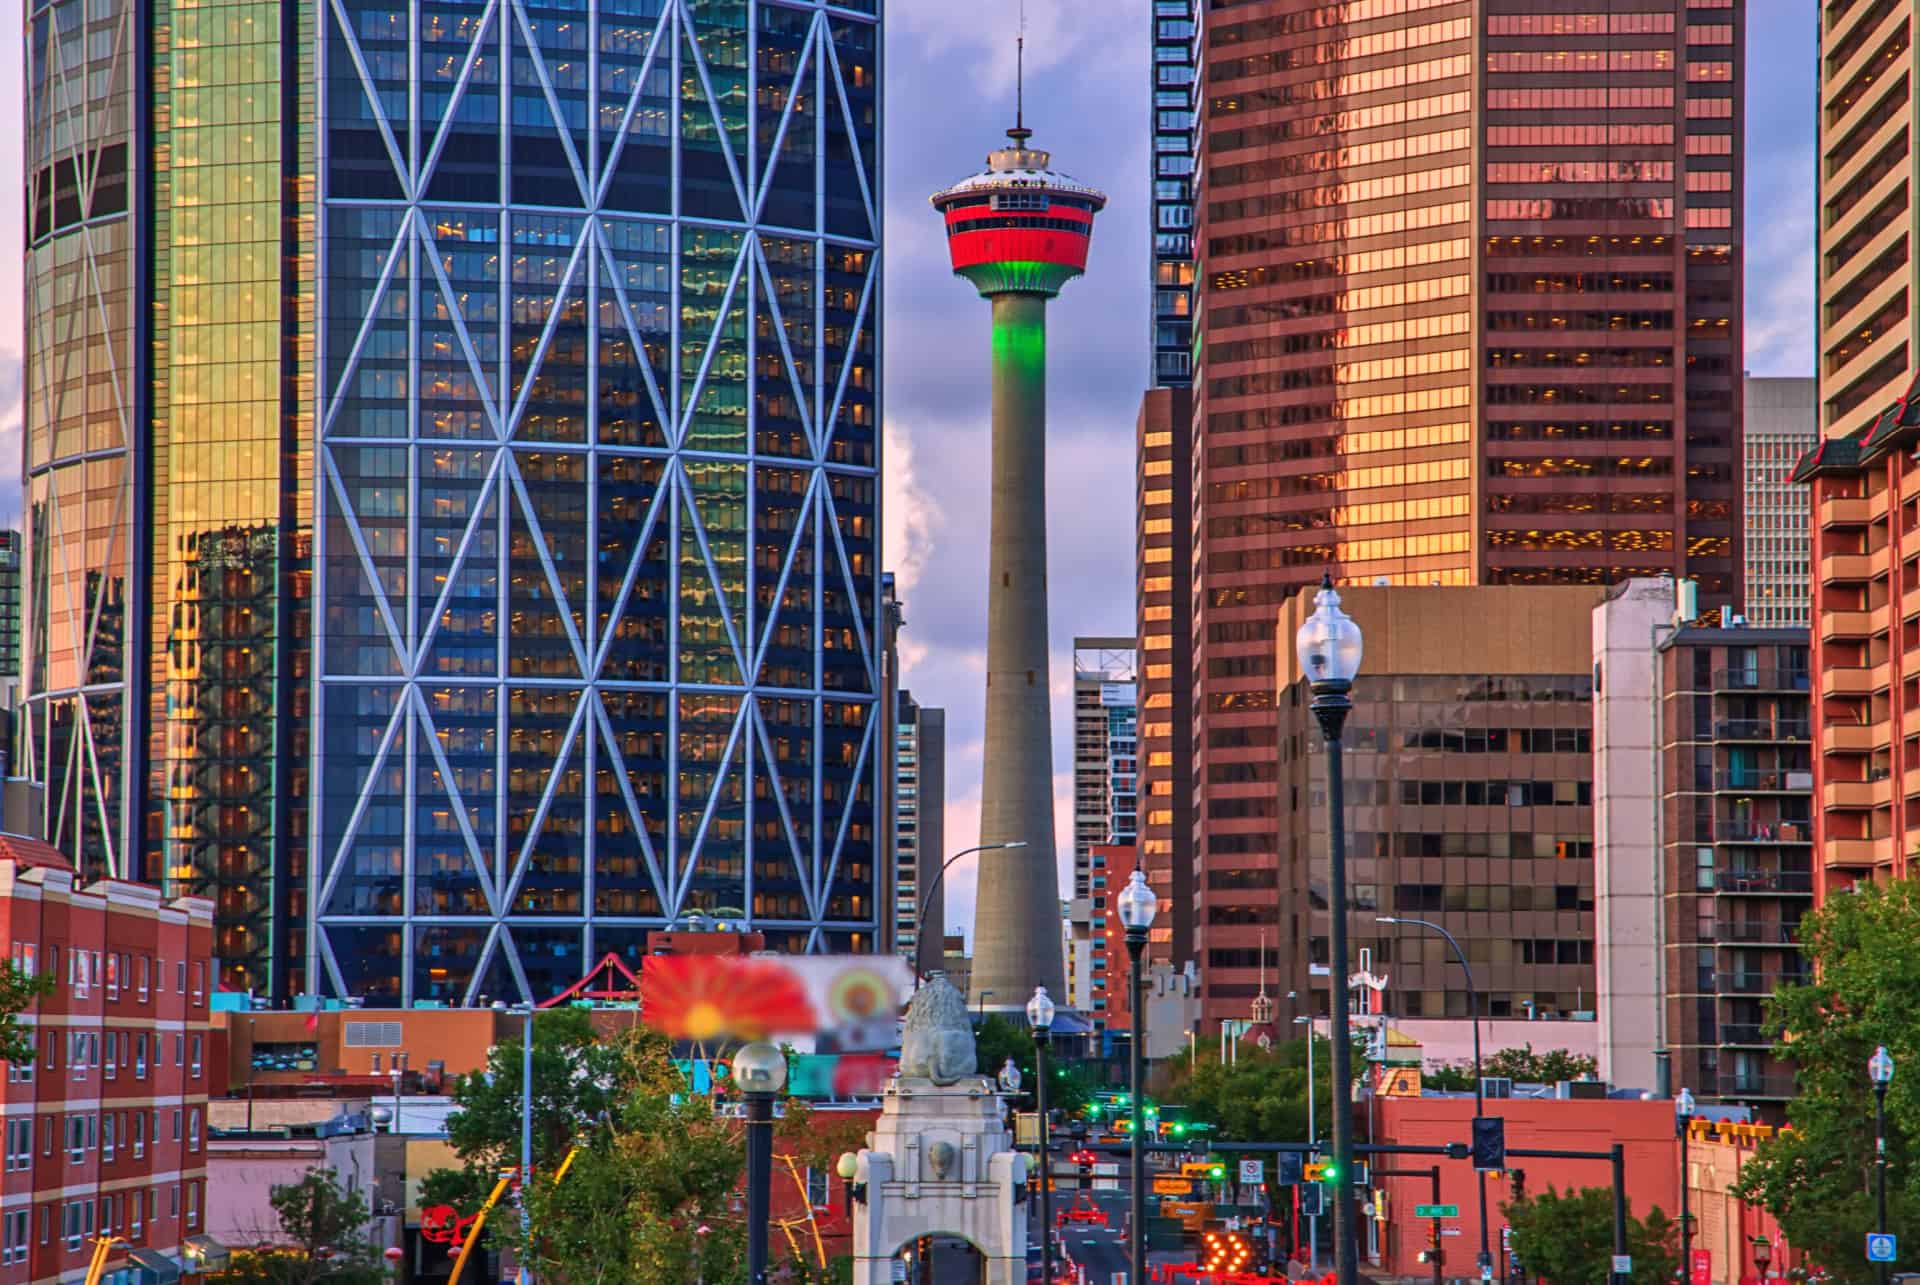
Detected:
left=1172, top=0, right=1745, bottom=1026
left=0, top=836, right=215, bottom=1281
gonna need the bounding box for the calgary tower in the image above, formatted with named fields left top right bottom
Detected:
left=930, top=77, right=1106, bottom=1012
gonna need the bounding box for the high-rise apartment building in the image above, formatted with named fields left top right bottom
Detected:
left=0, top=533, right=21, bottom=683
left=1151, top=0, right=1198, bottom=386
left=1592, top=580, right=1808, bottom=1115
left=1817, top=0, right=1915, bottom=442
left=1072, top=638, right=1138, bottom=891
left=1742, top=378, right=1816, bottom=628
left=26, top=0, right=884, bottom=1003
left=1134, top=387, right=1194, bottom=968
left=1795, top=0, right=1920, bottom=901
left=1182, top=0, right=1744, bottom=1024
left=1267, top=585, right=1603, bottom=1030
left=893, top=691, right=946, bottom=978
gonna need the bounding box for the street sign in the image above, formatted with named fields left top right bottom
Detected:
left=1153, top=1176, right=1194, bottom=1197
left=1869, top=1234, right=1899, bottom=1263
left=1692, top=1248, right=1712, bottom=1285
left=1503, top=1227, right=1512, bottom=1249
left=1442, top=1229, right=1464, bottom=1238
left=1239, top=1159, right=1264, bottom=1184
left=1612, top=1255, right=1634, bottom=1274
left=1415, top=1205, right=1461, bottom=1219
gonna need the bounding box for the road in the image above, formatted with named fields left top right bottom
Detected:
left=1055, top=1184, right=1131, bottom=1284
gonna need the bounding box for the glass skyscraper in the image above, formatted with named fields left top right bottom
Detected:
left=25, top=0, right=884, bottom=1005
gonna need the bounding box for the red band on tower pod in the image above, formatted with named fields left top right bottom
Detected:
left=940, top=202, right=1094, bottom=231
left=945, top=228, right=1092, bottom=272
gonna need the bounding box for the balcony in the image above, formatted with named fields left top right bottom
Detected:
left=1819, top=493, right=1872, bottom=528
left=1715, top=1073, right=1798, bottom=1099
left=1719, top=1024, right=1778, bottom=1048
left=1823, top=775, right=1891, bottom=809
left=1904, top=581, right=1920, bottom=623
left=1714, top=719, right=1811, bottom=741
left=1714, top=668, right=1812, bottom=693
left=1822, top=720, right=1877, bottom=753
left=1713, top=770, right=1813, bottom=793
left=1716, top=969, right=1810, bottom=995
left=1826, top=835, right=1890, bottom=867
left=1820, top=609, right=1876, bottom=641
left=1712, top=918, right=1797, bottom=948
left=1716, top=820, right=1812, bottom=844
left=1824, top=667, right=1875, bottom=697
left=1715, top=869, right=1816, bottom=894
left=1822, top=551, right=1875, bottom=583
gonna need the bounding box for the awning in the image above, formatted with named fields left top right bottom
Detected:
left=126, top=1248, right=182, bottom=1284
left=181, top=1236, right=230, bottom=1272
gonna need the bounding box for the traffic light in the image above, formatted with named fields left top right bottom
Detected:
left=1208, top=1162, right=1227, bottom=1181
left=1299, top=1184, right=1325, bottom=1217
left=1276, top=1152, right=1303, bottom=1186
left=1418, top=1221, right=1444, bottom=1266
left=1169, top=1121, right=1187, bottom=1138
left=1304, top=1160, right=1340, bottom=1184
left=1471, top=1115, right=1507, bottom=1172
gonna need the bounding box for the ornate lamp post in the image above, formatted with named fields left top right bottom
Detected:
left=1676, top=1087, right=1696, bottom=1276
left=1752, top=1235, right=1772, bottom=1283
left=734, top=1041, right=788, bottom=1285
left=1118, top=869, right=1159, bottom=1285
left=1872, top=1045, right=1895, bottom=1285
left=1029, top=987, right=1058, bottom=1283
left=1295, top=574, right=1363, bottom=1285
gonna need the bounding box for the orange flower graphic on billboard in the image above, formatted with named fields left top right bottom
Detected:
left=639, top=955, right=816, bottom=1042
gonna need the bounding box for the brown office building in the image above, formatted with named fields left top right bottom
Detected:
left=1253, top=585, right=1602, bottom=1026
left=1184, top=1, right=1743, bottom=1024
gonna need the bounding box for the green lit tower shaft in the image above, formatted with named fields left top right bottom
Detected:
left=932, top=123, right=1107, bottom=1012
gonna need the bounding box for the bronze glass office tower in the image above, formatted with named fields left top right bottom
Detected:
left=1185, top=0, right=1743, bottom=1026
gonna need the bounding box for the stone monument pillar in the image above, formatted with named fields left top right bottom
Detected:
left=845, top=975, right=1030, bottom=1285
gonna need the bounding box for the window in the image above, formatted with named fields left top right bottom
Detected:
left=3, top=1208, right=26, bottom=1265
left=36, top=1205, right=45, bottom=1246
left=135, top=1033, right=147, bottom=1079
left=190, top=962, right=204, bottom=1003
left=130, top=1189, right=140, bottom=1240
left=62, top=1202, right=82, bottom=1252
left=176, top=962, right=186, bottom=994
left=105, top=954, right=117, bottom=1000
left=186, top=1109, right=200, bottom=1153
left=99, top=1194, right=113, bottom=1234
left=102, top=1113, right=114, bottom=1162
left=173, top=1035, right=183, bottom=1068
left=6, top=1119, right=30, bottom=1170
left=186, top=1181, right=199, bottom=1230
left=41, top=1117, right=51, bottom=1156
left=169, top=1185, right=179, bottom=1218
left=190, top=1035, right=202, bottom=1079
left=171, top=1110, right=181, bottom=1143
left=137, top=956, right=148, bottom=1002
left=104, top=1032, right=117, bottom=1080
left=66, top=1115, right=84, bottom=1163
left=132, top=1111, right=145, bottom=1159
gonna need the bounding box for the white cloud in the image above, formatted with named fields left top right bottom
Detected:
left=1743, top=197, right=1816, bottom=377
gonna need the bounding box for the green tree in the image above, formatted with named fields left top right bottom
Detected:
left=216, top=1169, right=384, bottom=1284
left=1483, top=1046, right=1599, bottom=1083
left=973, top=1015, right=1095, bottom=1117
left=419, top=1007, right=631, bottom=1218
left=1160, top=1037, right=1332, bottom=1149
left=1504, top=1186, right=1678, bottom=1285
left=0, top=966, right=54, bottom=1066
left=1733, top=878, right=1920, bottom=1285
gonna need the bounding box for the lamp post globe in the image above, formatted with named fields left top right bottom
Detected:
left=735, top=1041, right=787, bottom=1285
left=1027, top=986, right=1057, bottom=1032
left=1295, top=577, right=1364, bottom=694
left=1675, top=1088, right=1696, bottom=1273
left=999, top=1058, right=1023, bottom=1095
left=1871, top=1045, right=1894, bottom=1285
left=1118, top=869, right=1158, bottom=934
left=1028, top=986, right=1058, bottom=1284
left=1871, top=1046, right=1895, bottom=1086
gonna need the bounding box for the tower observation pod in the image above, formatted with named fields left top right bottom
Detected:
left=930, top=115, right=1106, bottom=1013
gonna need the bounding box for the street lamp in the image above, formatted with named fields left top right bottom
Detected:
left=1117, top=868, right=1159, bottom=1285
left=1294, top=1015, right=1320, bottom=1273
left=1297, top=574, right=1362, bottom=1285
left=1752, top=1235, right=1772, bottom=1283
left=913, top=842, right=1030, bottom=977
left=1872, top=1045, right=1894, bottom=1285
left=1029, top=987, right=1058, bottom=1285
left=1378, top=915, right=1489, bottom=1283
left=1675, top=1088, right=1696, bottom=1276
left=734, top=1041, right=789, bottom=1285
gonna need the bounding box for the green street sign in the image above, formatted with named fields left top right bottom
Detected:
left=1415, top=1205, right=1461, bottom=1219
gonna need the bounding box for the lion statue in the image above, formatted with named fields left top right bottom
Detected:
left=898, top=973, right=978, bottom=1085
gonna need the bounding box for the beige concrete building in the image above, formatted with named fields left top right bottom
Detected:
left=1268, top=585, right=1604, bottom=1026
left=1819, top=0, right=1917, bottom=441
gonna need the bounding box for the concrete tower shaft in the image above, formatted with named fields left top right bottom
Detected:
left=931, top=132, right=1106, bottom=1012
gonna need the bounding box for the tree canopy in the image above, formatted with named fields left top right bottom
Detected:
left=1503, top=1186, right=1677, bottom=1285
left=1733, top=878, right=1920, bottom=1284
left=217, top=1169, right=385, bottom=1285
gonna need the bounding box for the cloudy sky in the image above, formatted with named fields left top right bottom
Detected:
left=0, top=4, right=1821, bottom=943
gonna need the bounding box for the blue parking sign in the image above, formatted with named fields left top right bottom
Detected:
left=1867, top=1234, right=1897, bottom=1263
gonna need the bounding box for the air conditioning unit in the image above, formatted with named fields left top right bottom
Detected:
left=1481, top=1077, right=1513, bottom=1099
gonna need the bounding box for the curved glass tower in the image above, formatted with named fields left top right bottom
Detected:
left=24, top=0, right=885, bottom=1006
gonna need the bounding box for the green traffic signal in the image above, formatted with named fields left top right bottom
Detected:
left=1208, top=1164, right=1226, bottom=1180
left=1170, top=1122, right=1187, bottom=1136
left=1321, top=1162, right=1341, bottom=1183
